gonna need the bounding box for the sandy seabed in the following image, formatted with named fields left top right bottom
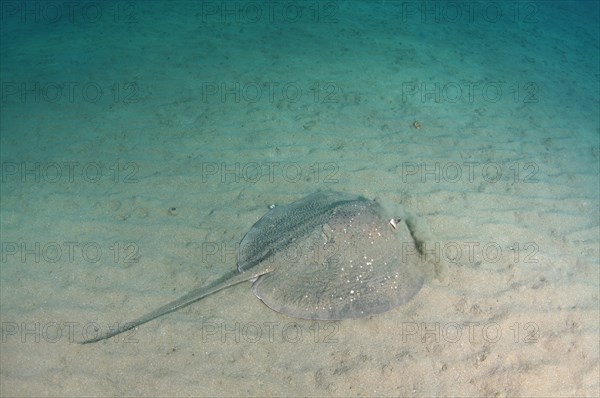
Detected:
left=1, top=1, right=598, bottom=397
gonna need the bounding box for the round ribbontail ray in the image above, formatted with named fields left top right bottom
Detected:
left=81, top=191, right=438, bottom=343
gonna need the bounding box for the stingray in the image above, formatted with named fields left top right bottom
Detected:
left=81, top=191, right=443, bottom=344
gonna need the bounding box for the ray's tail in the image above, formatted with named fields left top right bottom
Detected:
left=80, top=270, right=254, bottom=344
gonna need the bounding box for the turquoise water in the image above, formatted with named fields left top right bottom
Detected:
left=1, top=1, right=598, bottom=396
